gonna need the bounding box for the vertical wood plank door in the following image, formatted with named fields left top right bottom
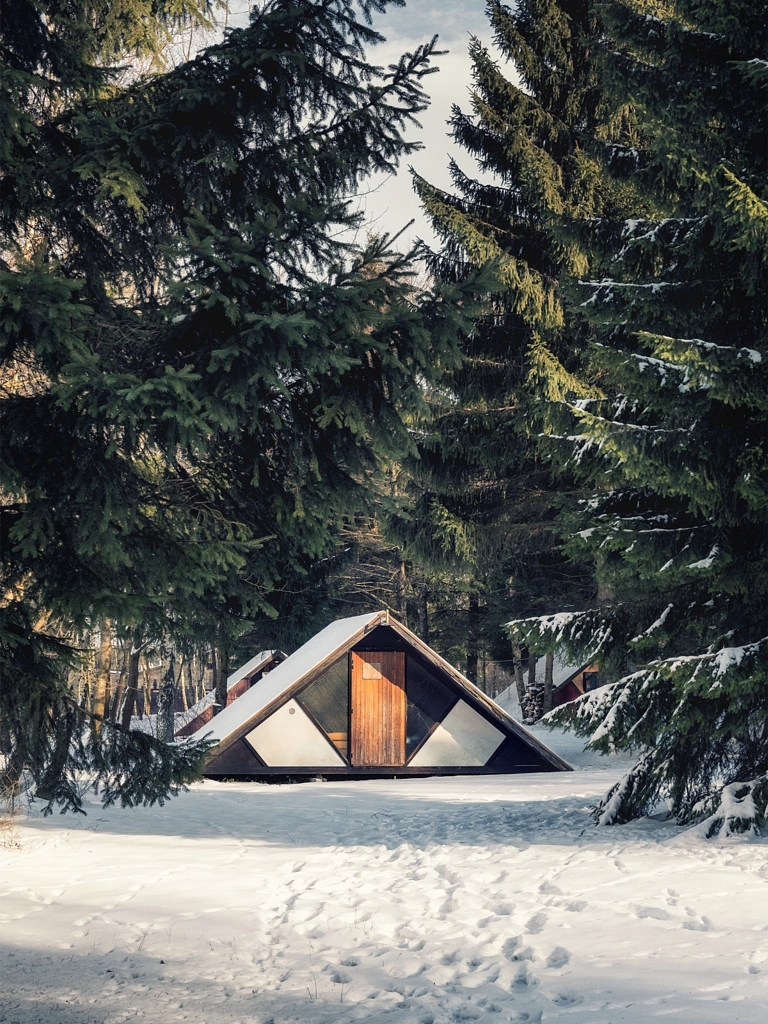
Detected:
left=350, top=651, right=406, bottom=766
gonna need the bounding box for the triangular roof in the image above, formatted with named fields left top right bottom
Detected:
left=202, top=611, right=570, bottom=772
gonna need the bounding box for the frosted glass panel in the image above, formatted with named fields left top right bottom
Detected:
left=409, top=699, right=504, bottom=767
left=245, top=699, right=345, bottom=767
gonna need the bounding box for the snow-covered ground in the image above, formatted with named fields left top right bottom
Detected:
left=3, top=730, right=768, bottom=1023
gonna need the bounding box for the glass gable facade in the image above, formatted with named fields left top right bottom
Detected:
left=293, top=646, right=497, bottom=767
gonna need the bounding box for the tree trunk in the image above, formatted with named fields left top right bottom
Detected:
left=212, top=644, right=229, bottom=716
left=542, top=652, right=554, bottom=716
left=395, top=558, right=407, bottom=626
left=525, top=650, right=543, bottom=723
left=184, top=658, right=194, bottom=709
left=157, top=652, right=176, bottom=742
left=194, top=653, right=205, bottom=702
left=109, top=648, right=128, bottom=723
left=418, top=583, right=429, bottom=645
left=512, top=646, right=526, bottom=711
left=120, top=629, right=143, bottom=730
left=466, top=594, right=479, bottom=686
left=91, top=619, right=112, bottom=736
left=178, top=656, right=189, bottom=711
left=205, top=647, right=216, bottom=693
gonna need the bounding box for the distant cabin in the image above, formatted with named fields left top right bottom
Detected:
left=175, top=649, right=286, bottom=738
left=495, top=657, right=600, bottom=717
left=552, top=662, right=600, bottom=708
left=200, top=612, right=570, bottom=779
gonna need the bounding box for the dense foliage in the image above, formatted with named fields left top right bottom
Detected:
left=406, top=0, right=624, bottom=693
left=511, top=0, right=768, bottom=833
left=0, top=0, right=479, bottom=810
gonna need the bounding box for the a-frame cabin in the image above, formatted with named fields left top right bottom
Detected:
left=202, top=612, right=571, bottom=778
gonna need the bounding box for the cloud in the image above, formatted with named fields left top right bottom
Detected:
left=359, top=1, right=512, bottom=250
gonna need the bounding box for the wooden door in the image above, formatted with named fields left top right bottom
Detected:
left=350, top=651, right=406, bottom=766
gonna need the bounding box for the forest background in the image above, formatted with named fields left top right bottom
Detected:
left=1, top=0, right=766, bottom=835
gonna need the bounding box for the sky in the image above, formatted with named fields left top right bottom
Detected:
left=361, top=0, right=505, bottom=250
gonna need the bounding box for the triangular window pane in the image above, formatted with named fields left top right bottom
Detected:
left=296, top=656, right=349, bottom=758
left=406, top=655, right=456, bottom=758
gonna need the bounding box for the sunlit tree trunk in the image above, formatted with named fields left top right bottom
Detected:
left=91, top=620, right=112, bottom=735
left=212, top=645, right=229, bottom=716
left=157, top=652, right=176, bottom=742
left=513, top=646, right=526, bottom=711
left=542, top=652, right=554, bottom=716
left=120, top=629, right=143, bottom=729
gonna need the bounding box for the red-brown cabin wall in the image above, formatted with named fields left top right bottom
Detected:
left=552, top=680, right=584, bottom=708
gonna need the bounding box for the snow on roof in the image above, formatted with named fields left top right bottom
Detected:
left=227, top=650, right=279, bottom=689
left=200, top=612, right=382, bottom=744
left=550, top=655, right=588, bottom=690
left=494, top=684, right=521, bottom=718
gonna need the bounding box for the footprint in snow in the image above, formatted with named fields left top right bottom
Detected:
left=512, top=963, right=537, bottom=989
left=564, top=899, right=588, bottom=912
left=634, top=905, right=671, bottom=920
left=340, top=956, right=360, bottom=967
left=552, top=988, right=583, bottom=1006
left=546, top=946, right=570, bottom=968
left=493, top=902, right=513, bottom=916
left=538, top=881, right=562, bottom=895
left=683, top=915, right=712, bottom=931
left=510, top=946, right=535, bottom=962
left=450, top=1003, right=483, bottom=1021
left=437, top=866, right=461, bottom=885
left=501, top=936, right=521, bottom=961
left=525, top=912, right=547, bottom=934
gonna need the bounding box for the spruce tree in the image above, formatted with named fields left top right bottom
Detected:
left=404, top=0, right=619, bottom=691
left=515, top=0, right=768, bottom=833
left=0, top=0, right=478, bottom=810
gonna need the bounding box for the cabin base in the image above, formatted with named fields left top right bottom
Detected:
left=204, top=763, right=553, bottom=782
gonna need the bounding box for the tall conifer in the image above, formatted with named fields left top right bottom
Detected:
left=0, top=1, right=478, bottom=810
left=516, top=0, right=768, bottom=833
left=406, top=0, right=619, bottom=684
